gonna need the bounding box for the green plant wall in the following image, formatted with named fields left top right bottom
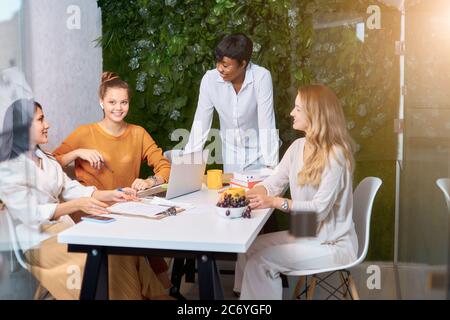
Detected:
left=97, top=0, right=399, bottom=260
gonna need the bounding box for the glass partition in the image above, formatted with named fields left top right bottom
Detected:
left=397, top=0, right=450, bottom=299
left=0, top=0, right=38, bottom=300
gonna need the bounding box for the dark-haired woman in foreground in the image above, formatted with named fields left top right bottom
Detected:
left=0, top=100, right=165, bottom=299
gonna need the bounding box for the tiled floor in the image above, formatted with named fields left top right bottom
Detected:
left=0, top=252, right=37, bottom=299
left=177, top=260, right=447, bottom=300
left=1, top=252, right=447, bottom=300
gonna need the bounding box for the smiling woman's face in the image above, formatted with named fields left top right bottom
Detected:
left=100, top=87, right=129, bottom=123
left=30, top=106, right=50, bottom=145
left=290, top=94, right=309, bottom=132
left=216, top=56, right=247, bottom=82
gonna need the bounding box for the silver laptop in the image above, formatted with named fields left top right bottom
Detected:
left=138, top=150, right=207, bottom=200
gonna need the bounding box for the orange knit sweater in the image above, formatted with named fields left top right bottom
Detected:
left=53, top=123, right=170, bottom=190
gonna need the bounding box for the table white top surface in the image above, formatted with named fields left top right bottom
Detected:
left=58, top=185, right=273, bottom=253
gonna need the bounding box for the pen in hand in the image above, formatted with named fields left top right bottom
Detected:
left=100, top=161, right=114, bottom=173
left=117, top=188, right=140, bottom=201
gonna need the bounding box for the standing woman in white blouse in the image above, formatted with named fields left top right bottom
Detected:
left=0, top=99, right=167, bottom=299
left=184, top=33, right=280, bottom=173
left=234, top=84, right=358, bottom=300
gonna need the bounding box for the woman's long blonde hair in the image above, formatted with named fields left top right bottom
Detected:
left=297, top=85, right=355, bottom=187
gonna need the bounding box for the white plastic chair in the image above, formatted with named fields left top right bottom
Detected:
left=284, top=177, right=382, bottom=300
left=436, top=178, right=450, bottom=211
left=4, top=210, right=49, bottom=300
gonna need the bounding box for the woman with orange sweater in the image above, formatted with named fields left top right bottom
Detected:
left=53, top=72, right=173, bottom=294
left=53, top=72, right=170, bottom=191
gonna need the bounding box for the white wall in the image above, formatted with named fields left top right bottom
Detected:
left=23, top=0, right=103, bottom=150
left=0, top=12, right=20, bottom=70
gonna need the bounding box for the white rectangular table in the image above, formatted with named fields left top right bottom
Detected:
left=58, top=185, right=273, bottom=300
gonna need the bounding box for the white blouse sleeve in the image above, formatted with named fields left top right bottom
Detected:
left=60, top=170, right=95, bottom=201
left=291, top=153, right=347, bottom=222
left=184, top=72, right=214, bottom=154
left=260, top=141, right=294, bottom=196
left=0, top=164, right=57, bottom=226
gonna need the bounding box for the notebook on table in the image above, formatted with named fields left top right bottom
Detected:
left=108, top=202, right=185, bottom=220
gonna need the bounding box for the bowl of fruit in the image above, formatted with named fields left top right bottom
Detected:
left=216, top=188, right=252, bottom=219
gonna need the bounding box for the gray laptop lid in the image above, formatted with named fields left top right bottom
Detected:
left=164, top=150, right=207, bottom=199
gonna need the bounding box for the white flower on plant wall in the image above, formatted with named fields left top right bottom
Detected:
left=234, top=17, right=243, bottom=26
left=253, top=42, right=262, bottom=53
left=373, top=113, right=386, bottom=125
left=165, top=0, right=177, bottom=7
left=347, top=120, right=355, bottom=130
left=129, top=57, right=140, bottom=70
left=167, top=23, right=175, bottom=35
left=192, top=44, right=201, bottom=54
left=138, top=7, right=148, bottom=18
left=136, top=72, right=148, bottom=92
left=158, top=76, right=169, bottom=85
left=137, top=40, right=152, bottom=49
left=357, top=104, right=367, bottom=117
left=321, top=43, right=336, bottom=54
left=131, top=47, right=141, bottom=57
left=153, top=83, right=163, bottom=96
left=170, top=110, right=181, bottom=121
left=360, top=126, right=372, bottom=138
left=288, top=8, right=298, bottom=29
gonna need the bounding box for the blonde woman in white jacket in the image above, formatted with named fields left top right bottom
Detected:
left=234, top=85, right=358, bottom=300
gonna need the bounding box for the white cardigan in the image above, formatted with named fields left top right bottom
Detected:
left=261, top=138, right=358, bottom=265
left=0, top=149, right=95, bottom=251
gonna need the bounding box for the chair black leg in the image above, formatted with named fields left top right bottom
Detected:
left=311, top=270, right=356, bottom=300
left=170, top=258, right=187, bottom=300
left=295, top=271, right=356, bottom=300
left=184, top=258, right=196, bottom=283
left=339, top=271, right=349, bottom=298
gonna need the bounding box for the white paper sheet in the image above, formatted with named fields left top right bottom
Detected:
left=146, top=197, right=195, bottom=210
left=108, top=202, right=167, bottom=217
